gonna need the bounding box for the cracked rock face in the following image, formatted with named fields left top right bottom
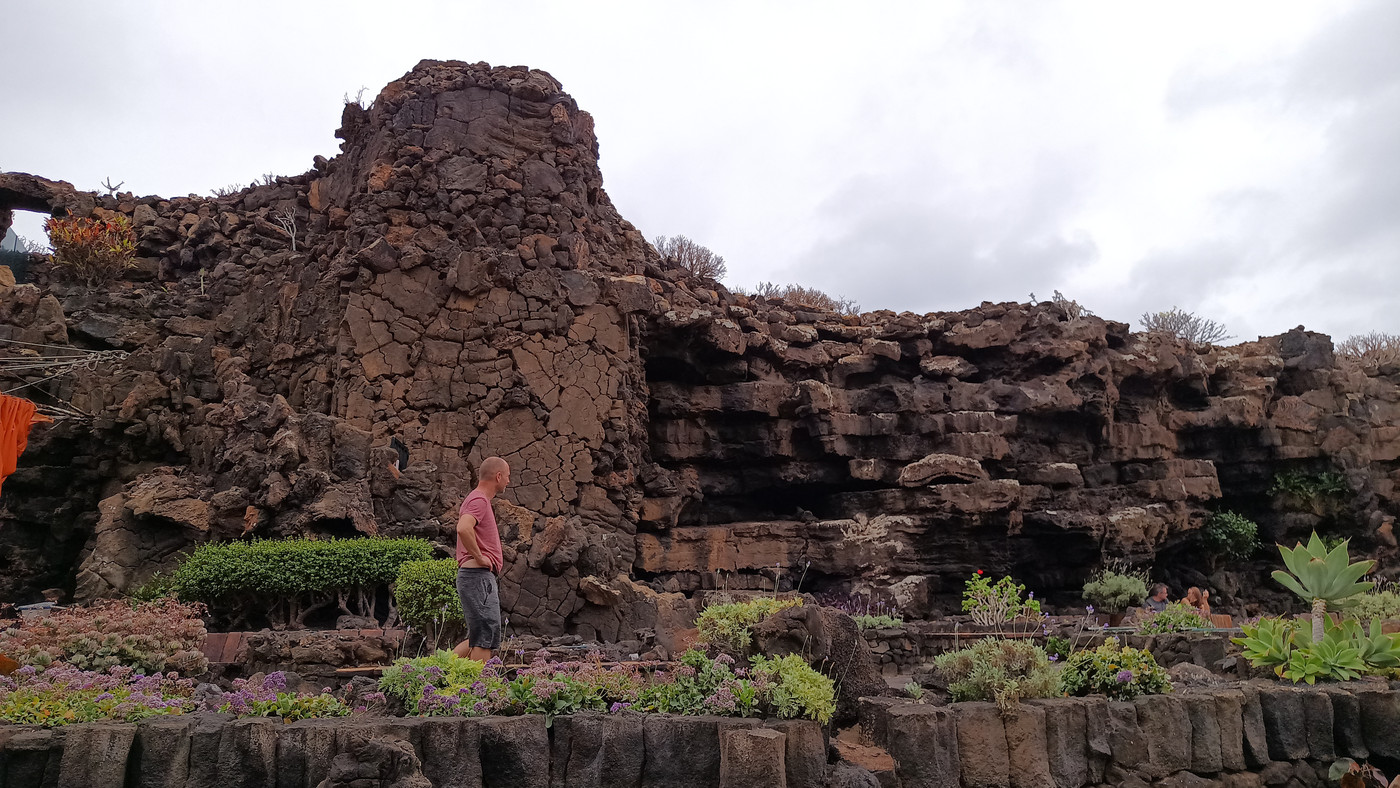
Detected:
left=1, top=59, right=1397, bottom=629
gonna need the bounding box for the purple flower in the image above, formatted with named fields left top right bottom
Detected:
left=470, top=681, right=487, bottom=696
left=1085, top=605, right=1094, bottom=614
left=1116, top=670, right=1134, bottom=684
left=264, top=672, right=287, bottom=691
left=609, top=702, right=631, bottom=713
left=1048, top=655, right=1058, bottom=663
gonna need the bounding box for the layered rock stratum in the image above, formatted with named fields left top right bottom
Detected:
left=1, top=60, right=1397, bottom=633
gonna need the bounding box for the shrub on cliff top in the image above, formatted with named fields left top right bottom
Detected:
left=1336, top=331, right=1400, bottom=365
left=44, top=215, right=137, bottom=286
left=172, top=536, right=432, bottom=628
left=695, top=596, right=803, bottom=652
left=654, top=234, right=727, bottom=281
left=0, top=598, right=208, bottom=676
left=747, top=281, right=860, bottom=315
left=1139, top=306, right=1232, bottom=345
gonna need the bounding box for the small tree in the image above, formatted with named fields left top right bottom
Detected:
left=654, top=234, right=727, bottom=281
left=1272, top=533, right=1374, bottom=644
left=1336, top=332, right=1400, bottom=365
left=749, top=281, right=860, bottom=315
left=1140, top=307, right=1232, bottom=345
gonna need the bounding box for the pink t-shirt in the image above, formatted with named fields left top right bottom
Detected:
left=456, top=490, right=503, bottom=573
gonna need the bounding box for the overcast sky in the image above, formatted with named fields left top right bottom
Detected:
left=4, top=1, right=1396, bottom=341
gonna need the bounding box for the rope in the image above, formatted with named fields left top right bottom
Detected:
left=0, top=337, right=94, bottom=353
left=0, top=340, right=129, bottom=417
left=2, top=367, right=80, bottom=395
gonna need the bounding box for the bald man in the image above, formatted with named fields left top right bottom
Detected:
left=452, top=457, right=509, bottom=660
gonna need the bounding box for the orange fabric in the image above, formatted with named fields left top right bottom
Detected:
left=0, top=394, right=51, bottom=496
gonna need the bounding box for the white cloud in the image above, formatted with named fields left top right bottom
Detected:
left=2, top=0, right=1395, bottom=341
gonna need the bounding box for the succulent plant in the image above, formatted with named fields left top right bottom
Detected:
left=1271, top=532, right=1374, bottom=643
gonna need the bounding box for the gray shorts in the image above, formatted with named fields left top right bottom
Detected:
left=456, top=567, right=502, bottom=650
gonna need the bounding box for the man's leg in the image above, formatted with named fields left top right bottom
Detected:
left=453, top=568, right=480, bottom=659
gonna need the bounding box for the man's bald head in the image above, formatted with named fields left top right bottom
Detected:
left=478, top=456, right=510, bottom=495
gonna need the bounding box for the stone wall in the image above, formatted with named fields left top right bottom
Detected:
left=0, top=58, right=1398, bottom=633
left=0, top=713, right=826, bottom=788
left=868, top=681, right=1400, bottom=788
left=4, top=683, right=1397, bottom=788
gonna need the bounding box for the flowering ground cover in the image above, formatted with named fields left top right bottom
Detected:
left=0, top=664, right=197, bottom=725
left=375, top=648, right=835, bottom=724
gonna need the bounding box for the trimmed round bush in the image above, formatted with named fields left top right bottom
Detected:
left=171, top=537, right=433, bottom=627
left=393, top=559, right=464, bottom=634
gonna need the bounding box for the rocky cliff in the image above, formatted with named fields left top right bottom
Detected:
left=1, top=60, right=1397, bottom=632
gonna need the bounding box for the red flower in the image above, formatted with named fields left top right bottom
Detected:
left=976, top=569, right=984, bottom=575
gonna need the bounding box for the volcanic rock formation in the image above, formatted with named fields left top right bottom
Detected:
left=0, top=60, right=1397, bottom=634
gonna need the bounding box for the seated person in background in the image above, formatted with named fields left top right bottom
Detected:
left=1144, top=583, right=1170, bottom=613
left=1181, top=586, right=1211, bottom=615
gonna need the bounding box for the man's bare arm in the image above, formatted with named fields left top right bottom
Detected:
left=457, top=512, right=487, bottom=566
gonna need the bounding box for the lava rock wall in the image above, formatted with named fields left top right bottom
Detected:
left=0, top=59, right=1397, bottom=629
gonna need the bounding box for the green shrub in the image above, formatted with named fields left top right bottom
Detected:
left=1270, top=471, right=1349, bottom=501
left=694, top=597, right=802, bottom=652
left=1347, top=589, right=1400, bottom=625
left=393, top=559, right=464, bottom=642
left=172, top=537, right=432, bottom=627
left=963, top=572, right=1041, bottom=626
left=1044, top=636, right=1071, bottom=662
left=933, top=638, right=1059, bottom=712
left=128, top=571, right=177, bottom=603
left=379, top=651, right=483, bottom=714
left=1060, top=638, right=1172, bottom=700
left=852, top=614, right=904, bottom=630
left=1202, top=511, right=1260, bottom=561
left=1136, top=602, right=1211, bottom=635
left=1082, top=566, right=1150, bottom=614
left=748, top=653, right=837, bottom=724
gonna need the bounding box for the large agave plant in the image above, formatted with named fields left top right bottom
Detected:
left=1272, top=533, right=1375, bottom=643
